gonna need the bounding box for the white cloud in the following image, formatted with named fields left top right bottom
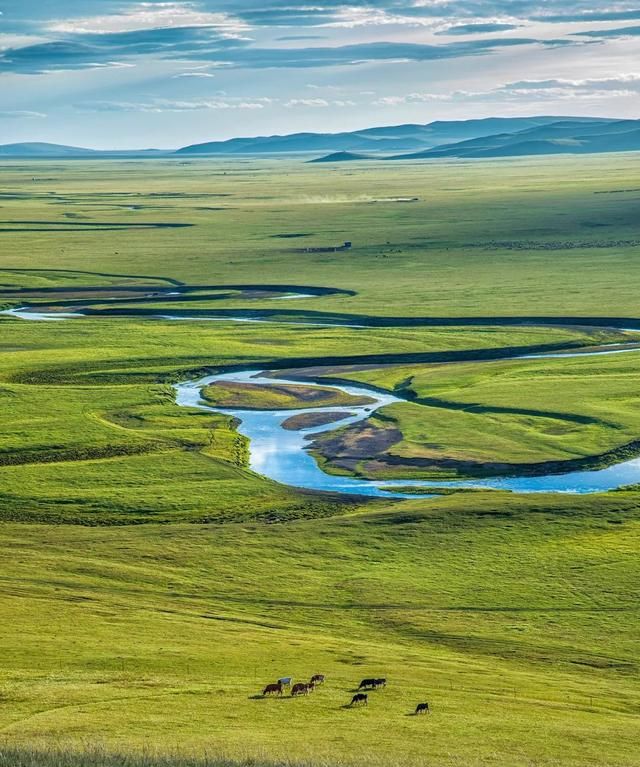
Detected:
left=373, top=92, right=453, bottom=105
left=506, top=74, right=640, bottom=91
left=0, top=110, right=46, bottom=119
left=78, top=97, right=274, bottom=113
left=49, top=2, right=248, bottom=36
left=285, top=98, right=355, bottom=108
left=373, top=74, right=640, bottom=107
left=325, top=7, right=437, bottom=28
left=0, top=34, right=44, bottom=51
left=172, top=72, right=216, bottom=78
left=285, top=98, right=330, bottom=108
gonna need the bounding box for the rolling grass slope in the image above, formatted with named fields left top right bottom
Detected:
left=0, top=497, right=639, bottom=766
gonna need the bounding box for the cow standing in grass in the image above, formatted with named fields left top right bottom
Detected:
left=415, top=702, right=430, bottom=715
left=350, top=693, right=368, bottom=706
left=262, top=682, right=283, bottom=697
left=291, top=682, right=312, bottom=697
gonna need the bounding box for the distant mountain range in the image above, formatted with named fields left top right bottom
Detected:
left=2, top=116, right=639, bottom=161
left=175, top=117, right=583, bottom=155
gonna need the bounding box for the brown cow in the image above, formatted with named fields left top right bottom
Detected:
left=350, top=693, right=368, bottom=706
left=262, top=682, right=283, bottom=697
left=415, top=702, right=430, bottom=715
left=291, top=682, right=311, bottom=697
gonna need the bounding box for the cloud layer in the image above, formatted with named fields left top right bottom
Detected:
left=1, top=1, right=639, bottom=146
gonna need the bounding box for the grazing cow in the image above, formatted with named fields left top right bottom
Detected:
left=278, top=677, right=293, bottom=687
left=291, top=682, right=311, bottom=697
left=310, top=674, right=325, bottom=686
left=358, top=678, right=377, bottom=690
left=350, top=693, right=368, bottom=707
left=262, top=682, right=283, bottom=697
left=415, top=702, right=430, bottom=715
left=373, top=678, right=387, bottom=689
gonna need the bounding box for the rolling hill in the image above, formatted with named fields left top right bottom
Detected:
left=0, top=143, right=166, bottom=158
left=308, top=150, right=370, bottom=163
left=0, top=142, right=97, bottom=157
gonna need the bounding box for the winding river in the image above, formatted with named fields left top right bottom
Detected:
left=175, top=368, right=640, bottom=498
left=5, top=296, right=640, bottom=497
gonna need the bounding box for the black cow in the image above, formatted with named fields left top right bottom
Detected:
left=415, top=702, right=430, bottom=715
left=350, top=693, right=368, bottom=706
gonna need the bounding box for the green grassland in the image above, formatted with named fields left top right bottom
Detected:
left=1, top=155, right=640, bottom=766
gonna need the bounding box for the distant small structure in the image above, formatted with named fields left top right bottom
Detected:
left=300, top=241, right=353, bottom=254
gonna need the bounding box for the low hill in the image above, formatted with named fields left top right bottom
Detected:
left=0, top=143, right=170, bottom=158
left=308, top=151, right=370, bottom=163
left=0, top=142, right=97, bottom=157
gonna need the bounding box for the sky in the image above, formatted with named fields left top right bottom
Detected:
left=0, top=0, right=639, bottom=148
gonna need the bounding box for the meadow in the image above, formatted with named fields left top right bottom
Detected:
left=1, top=154, right=640, bottom=766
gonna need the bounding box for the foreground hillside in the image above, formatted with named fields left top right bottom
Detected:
left=1, top=496, right=639, bottom=766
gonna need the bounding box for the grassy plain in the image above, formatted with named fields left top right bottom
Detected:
left=1, top=153, right=640, bottom=319
left=1, top=155, right=640, bottom=766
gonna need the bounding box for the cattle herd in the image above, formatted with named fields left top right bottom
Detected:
left=260, top=675, right=430, bottom=715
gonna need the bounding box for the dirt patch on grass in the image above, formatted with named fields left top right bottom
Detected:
left=308, top=418, right=402, bottom=471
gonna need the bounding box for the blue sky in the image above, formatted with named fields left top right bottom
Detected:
left=0, top=1, right=639, bottom=147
